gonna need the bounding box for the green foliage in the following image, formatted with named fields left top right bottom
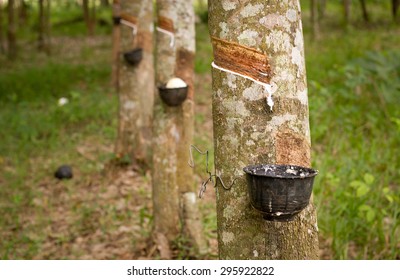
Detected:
left=310, top=50, right=400, bottom=259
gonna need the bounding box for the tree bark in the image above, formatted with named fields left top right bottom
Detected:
left=359, top=0, right=369, bottom=23
left=115, top=0, right=154, bottom=166
left=152, top=0, right=204, bottom=256
left=111, top=0, right=121, bottom=89
left=209, top=0, right=319, bottom=259
left=38, top=0, right=51, bottom=54
left=311, top=0, right=320, bottom=39
left=7, top=0, right=16, bottom=59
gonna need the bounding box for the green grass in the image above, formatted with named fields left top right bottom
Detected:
left=301, top=2, right=400, bottom=258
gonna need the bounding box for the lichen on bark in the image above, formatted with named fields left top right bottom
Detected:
left=209, top=0, right=319, bottom=259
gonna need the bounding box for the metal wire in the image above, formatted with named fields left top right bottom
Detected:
left=188, top=145, right=237, bottom=198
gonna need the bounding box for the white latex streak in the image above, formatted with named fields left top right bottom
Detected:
left=211, top=61, right=274, bottom=111
left=156, top=27, right=175, bottom=47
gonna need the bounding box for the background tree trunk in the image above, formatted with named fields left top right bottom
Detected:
left=101, top=0, right=110, bottom=7
left=343, top=0, right=351, bottom=26
left=209, top=0, right=319, bottom=259
left=318, top=0, right=327, bottom=19
left=18, top=0, right=28, bottom=26
left=111, top=0, right=121, bottom=89
left=0, top=0, right=4, bottom=54
left=83, top=0, right=96, bottom=36
left=115, top=0, right=154, bottom=166
left=38, top=0, right=51, bottom=54
left=7, top=0, right=17, bottom=59
left=359, top=0, right=369, bottom=22
left=152, top=0, right=205, bottom=257
left=393, top=0, right=400, bottom=20
left=311, top=0, right=320, bottom=39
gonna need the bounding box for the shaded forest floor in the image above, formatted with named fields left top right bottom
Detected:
left=1, top=16, right=400, bottom=259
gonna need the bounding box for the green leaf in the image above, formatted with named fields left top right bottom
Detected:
left=359, top=205, right=371, bottom=212
left=356, top=184, right=369, bottom=197
left=363, top=173, right=375, bottom=185
left=366, top=209, right=376, bottom=223
left=386, top=195, right=394, bottom=203
left=350, top=180, right=364, bottom=189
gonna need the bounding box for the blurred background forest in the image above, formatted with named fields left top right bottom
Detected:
left=0, top=0, right=399, bottom=259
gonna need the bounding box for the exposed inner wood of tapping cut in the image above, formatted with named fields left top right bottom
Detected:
left=158, top=16, right=175, bottom=33
left=275, top=130, right=311, bottom=167
left=211, top=36, right=271, bottom=84
left=120, top=13, right=138, bottom=25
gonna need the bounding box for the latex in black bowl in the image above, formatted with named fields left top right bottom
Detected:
left=123, top=48, right=143, bottom=66
left=158, top=86, right=188, bottom=107
left=243, top=164, right=318, bottom=222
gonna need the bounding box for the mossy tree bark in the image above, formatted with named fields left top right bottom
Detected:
left=209, top=0, right=319, bottom=259
left=115, top=0, right=154, bottom=166
left=152, top=0, right=205, bottom=257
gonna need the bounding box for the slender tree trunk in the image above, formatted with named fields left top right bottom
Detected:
left=393, top=0, right=400, bottom=20
left=311, top=0, right=320, bottom=39
left=318, top=0, right=327, bottom=19
left=7, top=0, right=16, bottom=59
left=359, top=0, right=369, bottom=22
left=18, top=0, right=28, bottom=26
left=101, top=0, right=110, bottom=7
left=115, top=0, right=154, bottom=166
left=152, top=0, right=205, bottom=257
left=83, top=0, right=95, bottom=36
left=38, top=0, right=51, bottom=54
left=0, top=0, right=4, bottom=54
left=209, top=0, right=319, bottom=259
left=343, top=0, right=351, bottom=26
left=111, top=0, right=121, bottom=89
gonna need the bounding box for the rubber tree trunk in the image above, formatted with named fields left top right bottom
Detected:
left=7, top=0, right=16, bottom=59
left=209, top=0, right=319, bottom=259
left=111, top=0, right=121, bottom=89
left=38, top=0, right=51, bottom=54
left=152, top=0, right=205, bottom=257
left=115, top=0, right=154, bottom=166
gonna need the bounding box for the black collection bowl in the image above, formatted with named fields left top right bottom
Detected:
left=123, top=48, right=143, bottom=66
left=158, top=86, right=188, bottom=107
left=243, top=164, right=318, bottom=222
